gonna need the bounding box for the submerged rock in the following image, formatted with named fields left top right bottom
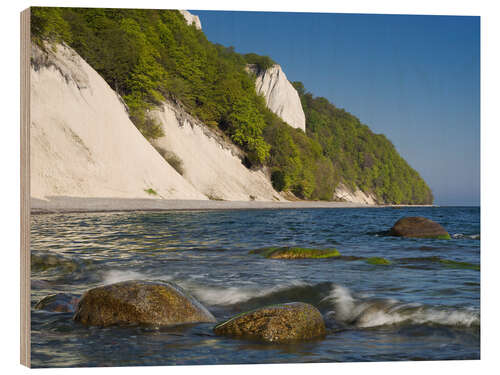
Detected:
left=336, top=255, right=365, bottom=261
left=31, top=253, right=79, bottom=273
left=389, top=217, right=451, bottom=239
left=31, top=279, right=52, bottom=289
left=439, top=259, right=480, bottom=271
left=73, top=280, right=215, bottom=327
left=34, top=293, right=80, bottom=313
left=249, top=247, right=340, bottom=259
left=365, top=257, right=391, bottom=265
left=213, top=302, right=326, bottom=343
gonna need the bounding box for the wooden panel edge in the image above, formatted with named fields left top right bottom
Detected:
left=20, top=7, right=31, bottom=368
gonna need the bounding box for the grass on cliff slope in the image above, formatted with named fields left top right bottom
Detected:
left=31, top=7, right=433, bottom=204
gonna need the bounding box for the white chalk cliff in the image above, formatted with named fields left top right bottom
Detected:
left=249, top=64, right=306, bottom=132
left=179, top=10, right=202, bottom=30
left=30, top=43, right=207, bottom=201
left=30, top=42, right=282, bottom=203
left=29, top=38, right=376, bottom=205
left=151, top=102, right=284, bottom=201
left=334, top=183, right=377, bottom=205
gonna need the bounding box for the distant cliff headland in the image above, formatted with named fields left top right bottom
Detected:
left=30, top=7, right=433, bottom=205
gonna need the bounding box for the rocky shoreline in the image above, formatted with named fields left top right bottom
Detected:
left=31, top=196, right=436, bottom=214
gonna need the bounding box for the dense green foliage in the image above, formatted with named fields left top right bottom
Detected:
left=293, top=82, right=433, bottom=204
left=31, top=7, right=433, bottom=204
left=31, top=7, right=72, bottom=46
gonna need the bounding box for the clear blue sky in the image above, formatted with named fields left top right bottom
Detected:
left=194, top=10, right=480, bottom=206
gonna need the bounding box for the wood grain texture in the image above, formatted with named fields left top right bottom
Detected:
left=20, top=7, right=31, bottom=368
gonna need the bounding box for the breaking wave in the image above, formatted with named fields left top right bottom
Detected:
left=188, top=280, right=331, bottom=308
left=97, top=271, right=479, bottom=329
left=323, top=285, right=479, bottom=328
left=190, top=281, right=479, bottom=329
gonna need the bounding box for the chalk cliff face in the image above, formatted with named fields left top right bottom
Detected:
left=30, top=43, right=207, bottom=200
left=334, top=183, right=377, bottom=205
left=250, top=64, right=306, bottom=132
left=179, top=10, right=202, bottom=30
left=151, top=102, right=284, bottom=201
left=29, top=41, right=376, bottom=205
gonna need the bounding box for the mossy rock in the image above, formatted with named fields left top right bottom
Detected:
left=249, top=246, right=340, bottom=259
left=73, top=280, right=215, bottom=327
left=214, top=302, right=326, bottom=343
left=389, top=217, right=451, bottom=239
left=34, top=293, right=80, bottom=313
left=365, top=257, right=391, bottom=265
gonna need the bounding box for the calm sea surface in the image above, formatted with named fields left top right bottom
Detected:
left=30, top=207, right=480, bottom=367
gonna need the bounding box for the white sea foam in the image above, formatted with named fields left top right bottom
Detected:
left=101, top=270, right=175, bottom=285
left=186, top=280, right=311, bottom=306
left=323, top=285, right=479, bottom=328
left=102, top=270, right=149, bottom=285
left=452, top=233, right=480, bottom=240
left=100, top=271, right=309, bottom=305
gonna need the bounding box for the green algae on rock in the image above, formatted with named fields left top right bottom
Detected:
left=249, top=246, right=340, bottom=259
left=73, top=280, right=215, bottom=327
left=388, top=217, right=451, bottom=239
left=213, top=302, right=326, bottom=343
left=365, top=257, right=392, bottom=265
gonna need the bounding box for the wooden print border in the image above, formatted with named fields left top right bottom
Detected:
left=20, top=7, right=31, bottom=368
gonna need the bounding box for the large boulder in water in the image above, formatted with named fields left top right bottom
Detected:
left=73, top=280, right=215, bottom=327
left=389, top=217, right=451, bottom=239
left=34, top=293, right=80, bottom=313
left=213, top=302, right=326, bottom=343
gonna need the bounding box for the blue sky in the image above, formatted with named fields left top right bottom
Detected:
left=194, top=10, right=480, bottom=206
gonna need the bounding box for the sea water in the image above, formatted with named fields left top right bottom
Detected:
left=30, top=207, right=480, bottom=367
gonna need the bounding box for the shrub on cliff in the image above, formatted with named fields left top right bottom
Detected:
left=243, top=53, right=276, bottom=72
left=154, top=146, right=185, bottom=176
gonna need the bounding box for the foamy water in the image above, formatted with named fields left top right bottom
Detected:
left=323, top=285, right=479, bottom=328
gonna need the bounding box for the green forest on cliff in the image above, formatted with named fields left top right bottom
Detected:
left=30, top=7, right=433, bottom=204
